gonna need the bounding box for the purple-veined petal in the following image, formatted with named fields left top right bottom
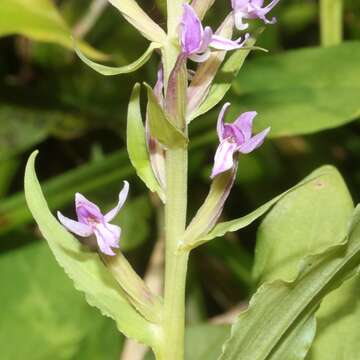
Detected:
left=104, top=181, right=129, bottom=222
left=223, top=124, right=246, bottom=146
left=210, top=34, right=247, bottom=50
left=234, top=111, right=257, bottom=142
left=75, top=193, right=103, bottom=223
left=211, top=139, right=238, bottom=178
left=217, top=102, right=231, bottom=141
left=181, top=4, right=203, bottom=55
left=57, top=211, right=93, bottom=237
left=238, top=127, right=270, bottom=154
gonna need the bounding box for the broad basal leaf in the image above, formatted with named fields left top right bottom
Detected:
left=219, top=206, right=360, bottom=360
left=24, top=151, right=160, bottom=349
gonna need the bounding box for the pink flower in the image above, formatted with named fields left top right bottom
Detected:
left=181, top=4, right=249, bottom=62
left=57, top=181, right=129, bottom=256
left=211, top=103, right=270, bottom=178
left=231, top=0, right=280, bottom=30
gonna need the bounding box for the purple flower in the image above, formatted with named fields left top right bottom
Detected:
left=181, top=4, right=249, bottom=62
left=57, top=181, right=129, bottom=256
left=211, top=103, right=270, bottom=178
left=231, top=0, right=280, bottom=30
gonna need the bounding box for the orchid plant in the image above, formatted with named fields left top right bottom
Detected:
left=23, top=0, right=360, bottom=359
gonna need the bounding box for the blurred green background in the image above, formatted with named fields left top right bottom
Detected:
left=0, top=0, right=359, bottom=359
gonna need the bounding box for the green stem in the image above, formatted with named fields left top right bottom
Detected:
left=161, top=147, right=189, bottom=360
left=320, top=0, right=343, bottom=47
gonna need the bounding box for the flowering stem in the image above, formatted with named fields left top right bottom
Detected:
left=161, top=146, right=189, bottom=360
left=320, top=0, right=343, bottom=47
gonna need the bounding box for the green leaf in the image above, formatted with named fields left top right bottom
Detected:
left=75, top=42, right=161, bottom=76
left=219, top=205, right=360, bottom=360
left=230, top=41, right=360, bottom=137
left=0, top=240, right=122, bottom=359
left=107, top=0, right=167, bottom=43
left=183, top=166, right=334, bottom=250
left=24, top=151, right=160, bottom=349
left=188, top=32, right=259, bottom=122
left=0, top=0, right=106, bottom=60
left=127, top=84, right=165, bottom=201
left=307, top=276, right=360, bottom=359
left=253, top=166, right=354, bottom=283
left=145, top=83, right=188, bottom=148
left=250, top=165, right=353, bottom=360
left=185, top=325, right=230, bottom=360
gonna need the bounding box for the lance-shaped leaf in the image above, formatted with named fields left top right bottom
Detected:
left=192, top=0, right=216, bottom=20
left=24, top=151, right=161, bottom=350
left=252, top=164, right=357, bottom=360
left=107, top=0, right=166, bottom=43
left=127, top=84, right=165, bottom=201
left=183, top=163, right=238, bottom=246
left=219, top=205, right=360, bottom=360
left=75, top=42, right=161, bottom=76
left=145, top=83, right=188, bottom=148
left=182, top=166, right=334, bottom=250
left=186, top=14, right=234, bottom=121
left=188, top=31, right=260, bottom=122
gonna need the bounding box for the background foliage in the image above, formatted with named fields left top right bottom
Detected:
left=0, top=0, right=360, bottom=359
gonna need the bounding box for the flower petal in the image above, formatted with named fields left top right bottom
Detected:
left=94, top=223, right=121, bottom=256
left=199, top=26, right=214, bottom=53
left=238, top=127, right=270, bottom=154
left=75, top=193, right=103, bottom=223
left=217, top=102, right=231, bottom=141
left=234, top=111, right=257, bottom=142
left=57, top=211, right=93, bottom=237
left=211, top=140, right=238, bottom=178
left=181, top=4, right=203, bottom=55
left=210, top=34, right=247, bottom=50
left=104, top=181, right=129, bottom=222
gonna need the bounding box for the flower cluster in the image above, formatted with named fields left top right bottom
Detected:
left=58, top=0, right=279, bottom=256
left=181, top=0, right=279, bottom=62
